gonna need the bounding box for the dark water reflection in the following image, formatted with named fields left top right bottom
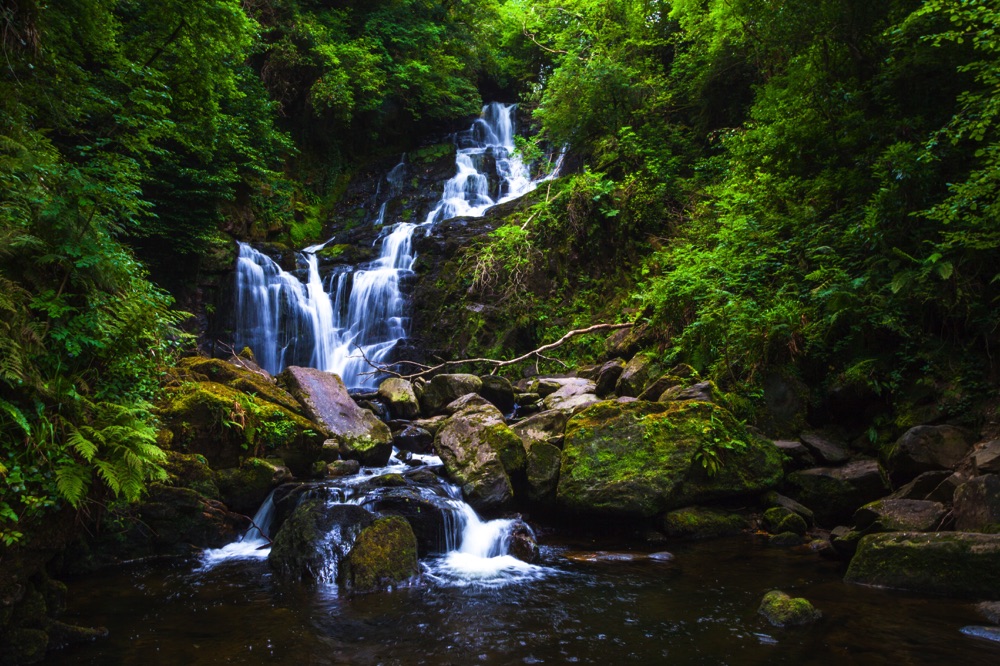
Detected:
left=46, top=535, right=1000, bottom=665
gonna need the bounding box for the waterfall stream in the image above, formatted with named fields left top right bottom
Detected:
left=231, top=103, right=559, bottom=387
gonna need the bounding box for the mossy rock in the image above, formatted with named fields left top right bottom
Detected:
left=526, top=441, right=562, bottom=502
left=2, top=628, right=49, bottom=665
left=216, top=458, right=291, bottom=515
left=661, top=506, right=748, bottom=539
left=758, top=590, right=821, bottom=627
left=377, top=378, right=420, bottom=420
left=340, top=516, right=419, bottom=593
left=763, top=507, right=808, bottom=535
left=175, top=357, right=300, bottom=413
left=268, top=500, right=375, bottom=583
left=786, top=460, right=886, bottom=526
left=557, top=400, right=783, bottom=518
left=845, top=532, right=1000, bottom=597
left=615, top=353, right=662, bottom=397
left=419, top=374, right=484, bottom=416
left=162, top=451, right=220, bottom=500
left=411, top=142, right=456, bottom=163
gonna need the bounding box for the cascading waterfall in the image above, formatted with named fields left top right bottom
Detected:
left=232, top=103, right=560, bottom=386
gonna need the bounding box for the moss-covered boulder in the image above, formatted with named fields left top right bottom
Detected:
left=757, top=590, right=822, bottom=627
left=162, top=451, right=220, bottom=500
left=881, top=425, right=975, bottom=487
left=557, top=400, right=783, bottom=518
left=526, top=441, right=562, bottom=502
left=763, top=507, right=809, bottom=535
left=215, top=458, right=292, bottom=515
left=377, top=378, right=420, bottom=420
left=268, top=499, right=375, bottom=583
left=661, top=506, right=748, bottom=539
left=279, top=367, right=392, bottom=467
left=786, top=460, right=886, bottom=526
left=953, top=474, right=1000, bottom=532
left=340, top=516, right=419, bottom=593
left=432, top=401, right=524, bottom=510
left=175, top=356, right=300, bottom=413
left=615, top=354, right=661, bottom=397
left=479, top=375, right=516, bottom=414
left=159, top=381, right=324, bottom=474
left=845, top=532, right=1000, bottom=597
left=852, top=498, right=947, bottom=533
left=419, top=373, right=483, bottom=416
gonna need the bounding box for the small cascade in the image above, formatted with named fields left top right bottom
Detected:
left=199, top=491, right=277, bottom=566
left=232, top=103, right=559, bottom=385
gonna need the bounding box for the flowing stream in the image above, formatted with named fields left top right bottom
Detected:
left=232, top=103, right=559, bottom=387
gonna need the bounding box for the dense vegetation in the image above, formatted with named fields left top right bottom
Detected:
left=2, top=0, right=999, bottom=550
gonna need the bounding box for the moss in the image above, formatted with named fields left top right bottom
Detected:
left=162, top=451, right=220, bottom=500
left=483, top=423, right=526, bottom=476
left=763, top=507, right=808, bottom=535
left=340, top=516, right=419, bottom=593
left=661, top=506, right=748, bottom=539
left=175, top=357, right=300, bottom=412
left=758, top=590, right=821, bottom=627
left=411, top=142, right=456, bottom=163
left=215, top=458, right=286, bottom=514
left=526, top=441, right=562, bottom=501
left=315, top=243, right=350, bottom=260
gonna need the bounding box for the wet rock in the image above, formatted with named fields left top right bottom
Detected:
left=377, top=378, right=420, bottom=420
left=659, top=381, right=719, bottom=404
left=135, top=484, right=250, bottom=552
left=443, top=393, right=494, bottom=415
left=526, top=441, right=562, bottom=502
left=45, top=620, right=109, bottom=650
left=279, top=366, right=393, bottom=467
left=769, top=532, right=806, bottom=547
left=509, top=520, right=540, bottom=564
left=846, top=532, right=1000, bottom=597
left=412, top=415, right=449, bottom=437
left=324, top=460, right=362, bottom=478
left=763, top=507, right=808, bottom=535
left=762, top=492, right=814, bottom=526
left=953, top=474, right=1000, bottom=532
left=757, top=590, right=821, bottom=627
left=852, top=499, right=947, bottom=533
left=594, top=359, right=626, bottom=397
left=927, top=472, right=969, bottom=503
left=976, top=601, right=1000, bottom=625
left=882, top=425, right=975, bottom=486
left=175, top=356, right=299, bottom=412
left=786, top=459, right=886, bottom=525
left=433, top=401, right=523, bottom=510
left=661, top=506, right=748, bottom=539
left=772, top=440, right=816, bottom=469
left=340, top=516, right=419, bottom=593
left=830, top=526, right=864, bottom=558
left=216, top=458, right=292, bottom=515
left=269, top=500, right=375, bottom=582
left=960, top=626, right=1000, bottom=644
left=615, top=354, right=660, bottom=397
left=557, top=400, right=782, bottom=518
left=799, top=431, right=850, bottom=464
left=972, top=440, right=1000, bottom=475
left=357, top=486, right=451, bottom=554
left=512, top=409, right=569, bottom=449
left=479, top=375, right=516, bottom=415
left=393, top=424, right=434, bottom=454
left=419, top=374, right=483, bottom=415
left=888, top=470, right=954, bottom=501
left=562, top=551, right=674, bottom=564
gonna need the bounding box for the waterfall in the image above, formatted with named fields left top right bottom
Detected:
left=232, top=103, right=559, bottom=386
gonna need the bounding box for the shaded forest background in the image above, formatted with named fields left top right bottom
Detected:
left=1, top=0, right=999, bottom=546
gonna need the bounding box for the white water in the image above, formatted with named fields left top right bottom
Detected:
left=232, top=103, right=561, bottom=386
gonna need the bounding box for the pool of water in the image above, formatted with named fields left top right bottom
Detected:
left=45, top=534, right=1000, bottom=665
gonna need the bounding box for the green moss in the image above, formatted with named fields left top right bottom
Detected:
left=483, top=423, right=527, bottom=476
left=341, top=516, right=419, bottom=593
left=763, top=507, right=808, bottom=535
left=758, top=590, right=821, bottom=627
left=162, top=451, right=220, bottom=500
left=661, top=506, right=748, bottom=539
left=411, top=142, right=455, bottom=163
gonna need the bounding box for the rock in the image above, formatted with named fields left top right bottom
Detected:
left=977, top=601, right=1000, bottom=625
left=340, top=516, right=419, bottom=593
left=953, top=474, right=1000, bottom=532
left=526, top=441, right=562, bottom=502
left=512, top=409, right=569, bottom=449
left=799, top=431, right=850, bottom=464
left=279, top=366, right=393, bottom=467
left=478, top=375, right=516, bottom=414
left=443, top=392, right=494, bottom=415
left=928, top=472, right=970, bottom=503
left=661, top=506, right=748, bottom=539
left=393, top=424, right=434, bottom=454
left=786, top=459, right=886, bottom=525
left=541, top=378, right=598, bottom=410
left=615, top=354, right=660, bottom=397
left=268, top=500, right=375, bottom=582
left=637, top=375, right=681, bottom=402
left=412, top=415, right=449, bottom=437
left=137, top=484, right=249, bottom=551
left=769, top=531, right=806, bottom=547
left=432, top=401, right=524, bottom=510
left=377, top=378, right=420, bottom=420
left=324, top=460, right=361, bottom=478
left=960, top=626, right=1000, bottom=644
left=45, top=620, right=109, bottom=650
left=508, top=520, right=540, bottom=563
left=159, top=380, right=324, bottom=475
left=763, top=507, right=808, bottom=535
left=419, top=373, right=483, bottom=415
left=162, top=451, right=220, bottom=500
left=972, top=440, right=1000, bottom=475
left=852, top=499, right=947, bottom=533
left=830, top=526, right=865, bottom=558
left=215, top=458, right=292, bottom=515
left=846, top=532, right=1000, bottom=597
left=772, top=440, right=816, bottom=469
left=762, top=492, right=814, bottom=526
left=659, top=381, right=719, bottom=404
left=594, top=359, right=626, bottom=397
left=562, top=551, right=674, bottom=564
left=760, top=371, right=809, bottom=437
left=757, top=590, right=822, bottom=627
left=521, top=377, right=564, bottom=397
left=882, top=425, right=975, bottom=486
left=888, top=470, right=954, bottom=501
left=175, top=356, right=299, bottom=412
left=557, top=400, right=783, bottom=518
left=357, top=485, right=453, bottom=554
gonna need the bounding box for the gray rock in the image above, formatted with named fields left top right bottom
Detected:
left=927, top=472, right=970, bottom=503
left=888, top=470, right=954, bottom=500
left=953, top=474, right=1000, bottom=532
left=324, top=459, right=361, bottom=478
left=787, top=459, right=886, bottom=525
left=772, top=440, right=817, bottom=469
left=973, top=440, right=1000, bottom=475
left=830, top=526, right=864, bottom=558
left=659, top=381, right=717, bottom=404
left=377, top=378, right=420, bottom=420
left=279, top=367, right=392, bottom=466
left=799, top=430, right=850, bottom=464
left=594, top=359, right=626, bottom=397
left=393, top=424, right=433, bottom=454
left=882, top=425, right=975, bottom=486
left=541, top=378, right=598, bottom=412
left=525, top=441, right=562, bottom=502
left=636, top=375, right=681, bottom=401
left=419, top=373, right=484, bottom=416
left=508, top=520, right=540, bottom=563
left=444, top=392, right=494, bottom=415
left=511, top=409, right=569, bottom=449
left=615, top=354, right=659, bottom=397
left=976, top=601, right=1000, bottom=626
left=762, top=491, right=815, bottom=526
left=852, top=499, right=947, bottom=533
left=479, top=375, right=516, bottom=414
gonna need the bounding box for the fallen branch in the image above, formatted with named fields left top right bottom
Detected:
left=358, top=322, right=634, bottom=381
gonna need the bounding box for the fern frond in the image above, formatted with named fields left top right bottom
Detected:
left=55, top=464, right=91, bottom=508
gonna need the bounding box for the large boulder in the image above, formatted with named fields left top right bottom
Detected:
left=137, top=484, right=248, bottom=552
left=614, top=354, right=660, bottom=397
left=852, top=499, right=947, bottom=533
left=786, top=460, right=886, bottom=525
left=419, top=374, right=483, bottom=415
left=525, top=441, right=562, bottom=502
left=433, top=401, right=524, bottom=510
left=268, top=499, right=374, bottom=582
left=215, top=458, right=292, bottom=515
left=542, top=378, right=598, bottom=412
left=557, top=400, right=783, bottom=518
left=846, top=532, right=1000, bottom=597
left=953, top=474, right=1000, bottom=532
left=594, top=359, right=626, bottom=397
left=798, top=431, right=850, bottom=464
left=174, top=356, right=300, bottom=413
left=971, top=440, right=1000, bottom=475
left=512, top=409, right=569, bottom=449
left=340, top=516, right=419, bottom=593
left=377, top=378, right=420, bottom=420
left=658, top=381, right=719, bottom=405
left=356, top=484, right=455, bottom=554
left=279, top=366, right=392, bottom=467
left=478, top=375, right=516, bottom=415
left=881, top=425, right=975, bottom=486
